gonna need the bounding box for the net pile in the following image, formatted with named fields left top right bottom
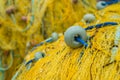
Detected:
left=0, top=0, right=94, bottom=80
left=14, top=3, right=120, bottom=80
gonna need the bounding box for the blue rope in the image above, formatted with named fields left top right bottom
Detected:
left=106, top=0, right=119, bottom=5
left=85, top=22, right=118, bottom=30
left=45, top=38, right=53, bottom=42
left=34, top=38, right=53, bottom=47
left=34, top=22, right=118, bottom=48
left=30, top=38, right=53, bottom=52
left=26, top=59, right=34, bottom=65
left=75, top=37, right=88, bottom=47
left=34, top=42, right=44, bottom=47
left=76, top=22, right=118, bottom=47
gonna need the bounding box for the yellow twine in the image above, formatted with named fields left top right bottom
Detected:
left=14, top=3, right=120, bottom=80
left=0, top=0, right=95, bottom=80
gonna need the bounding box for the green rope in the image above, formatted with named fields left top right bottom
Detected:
left=0, top=53, right=5, bottom=80
left=22, top=0, right=35, bottom=32
left=7, top=0, right=17, bottom=24
left=0, top=50, right=14, bottom=71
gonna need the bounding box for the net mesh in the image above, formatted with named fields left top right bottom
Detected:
left=0, top=0, right=95, bottom=80
left=14, top=3, right=120, bottom=80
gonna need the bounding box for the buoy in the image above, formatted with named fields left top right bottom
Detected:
left=96, top=1, right=107, bottom=10
left=83, top=13, right=96, bottom=23
left=25, top=52, right=45, bottom=67
left=34, top=52, right=45, bottom=61
left=64, top=26, right=88, bottom=48
left=51, top=32, right=59, bottom=41
left=45, top=32, right=59, bottom=42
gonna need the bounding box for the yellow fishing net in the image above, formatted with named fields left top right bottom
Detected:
left=0, top=0, right=97, bottom=80
left=13, top=3, right=120, bottom=80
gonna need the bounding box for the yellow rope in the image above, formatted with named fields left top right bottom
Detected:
left=14, top=3, right=120, bottom=80
left=0, top=0, right=93, bottom=80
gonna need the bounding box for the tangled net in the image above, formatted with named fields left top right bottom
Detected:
left=13, top=3, right=120, bottom=80
left=0, top=0, right=97, bottom=80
